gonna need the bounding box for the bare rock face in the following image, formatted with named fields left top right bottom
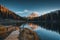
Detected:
left=28, top=12, right=39, bottom=19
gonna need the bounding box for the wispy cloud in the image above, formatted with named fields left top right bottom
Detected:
left=24, top=9, right=29, bottom=12
left=15, top=9, right=29, bottom=14
left=40, top=9, right=60, bottom=15
left=16, top=11, right=24, bottom=13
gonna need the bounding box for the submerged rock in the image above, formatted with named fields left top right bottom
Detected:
left=5, top=28, right=39, bottom=40
left=19, top=28, right=39, bottom=40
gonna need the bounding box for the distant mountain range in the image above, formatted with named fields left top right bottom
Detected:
left=29, top=10, right=60, bottom=33
left=28, top=10, right=60, bottom=21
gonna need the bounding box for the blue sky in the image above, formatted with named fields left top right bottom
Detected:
left=0, top=0, right=60, bottom=17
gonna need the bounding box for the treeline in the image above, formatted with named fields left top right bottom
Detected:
left=0, top=5, right=27, bottom=21
left=28, top=10, right=60, bottom=33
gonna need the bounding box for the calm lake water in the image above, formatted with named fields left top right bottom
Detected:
left=1, top=23, right=60, bottom=40
left=20, top=23, right=60, bottom=40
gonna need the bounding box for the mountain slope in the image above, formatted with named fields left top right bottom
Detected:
left=0, top=5, right=23, bottom=20
left=29, top=10, right=60, bottom=33
left=0, top=5, right=26, bottom=25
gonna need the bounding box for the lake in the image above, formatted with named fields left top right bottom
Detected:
left=20, top=23, right=60, bottom=40
left=0, top=22, right=60, bottom=40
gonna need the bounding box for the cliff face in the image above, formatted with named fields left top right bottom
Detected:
left=28, top=12, right=39, bottom=19
left=0, top=5, right=22, bottom=20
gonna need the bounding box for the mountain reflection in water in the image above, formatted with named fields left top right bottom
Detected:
left=0, top=22, right=60, bottom=40
left=21, top=23, right=60, bottom=40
